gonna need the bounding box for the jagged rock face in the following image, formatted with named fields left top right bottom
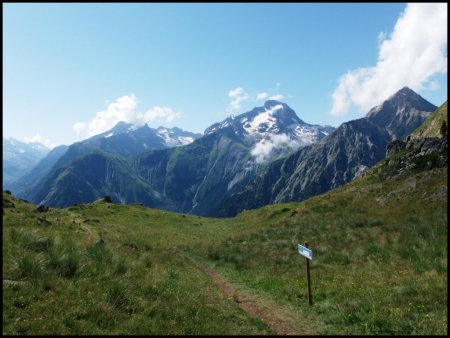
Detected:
left=383, top=136, right=447, bottom=179
left=386, top=139, right=407, bottom=157
left=366, top=87, right=437, bottom=140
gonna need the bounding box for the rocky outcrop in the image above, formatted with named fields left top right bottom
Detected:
left=387, top=136, right=447, bottom=158
left=384, top=136, right=447, bottom=178
left=35, top=205, right=49, bottom=213
left=102, top=196, right=113, bottom=203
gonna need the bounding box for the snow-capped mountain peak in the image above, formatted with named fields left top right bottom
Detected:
left=80, top=121, right=202, bottom=158
left=203, top=101, right=335, bottom=163
left=205, top=101, right=334, bottom=146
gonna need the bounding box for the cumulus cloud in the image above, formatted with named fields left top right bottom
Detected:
left=330, top=3, right=447, bottom=116
left=251, top=134, right=300, bottom=164
left=229, top=87, right=244, bottom=97
left=257, top=92, right=269, bottom=100
left=73, top=94, right=181, bottom=138
left=137, top=106, right=181, bottom=124
left=226, top=86, right=286, bottom=115
left=24, top=134, right=56, bottom=149
left=227, top=87, right=249, bottom=113
left=256, top=82, right=285, bottom=101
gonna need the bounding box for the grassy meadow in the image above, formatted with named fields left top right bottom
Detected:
left=3, top=198, right=271, bottom=335
left=3, top=154, right=447, bottom=334
left=187, top=160, right=448, bottom=334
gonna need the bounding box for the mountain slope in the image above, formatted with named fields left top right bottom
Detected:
left=9, top=123, right=201, bottom=201
left=7, top=144, right=69, bottom=195
left=133, top=128, right=254, bottom=215
left=38, top=150, right=165, bottom=208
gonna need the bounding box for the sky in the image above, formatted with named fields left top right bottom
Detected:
left=3, top=3, right=448, bottom=148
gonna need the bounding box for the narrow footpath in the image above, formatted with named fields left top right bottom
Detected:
left=177, top=251, right=313, bottom=335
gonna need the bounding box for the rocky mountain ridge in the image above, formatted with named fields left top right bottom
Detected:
left=6, top=88, right=440, bottom=216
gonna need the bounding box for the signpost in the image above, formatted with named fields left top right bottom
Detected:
left=298, top=243, right=312, bottom=260
left=298, top=242, right=313, bottom=305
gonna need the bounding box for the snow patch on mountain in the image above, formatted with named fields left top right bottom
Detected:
left=204, top=101, right=335, bottom=164
left=243, top=104, right=283, bottom=136
left=156, top=127, right=197, bottom=146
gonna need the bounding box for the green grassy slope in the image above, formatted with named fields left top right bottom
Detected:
left=411, top=101, right=447, bottom=138
left=2, top=196, right=271, bottom=335
left=3, top=133, right=447, bottom=334
left=188, top=148, right=448, bottom=334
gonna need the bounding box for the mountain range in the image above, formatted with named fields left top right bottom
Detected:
left=215, top=87, right=438, bottom=216
left=3, top=137, right=50, bottom=187
left=6, top=87, right=439, bottom=216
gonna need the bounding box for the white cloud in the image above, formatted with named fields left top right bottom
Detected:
left=257, top=92, right=269, bottom=100
left=24, top=134, right=56, bottom=149
left=73, top=94, right=181, bottom=138
left=229, top=87, right=244, bottom=97
left=251, top=134, right=300, bottom=164
left=269, top=94, right=284, bottom=100
left=137, top=106, right=181, bottom=124
left=225, top=86, right=286, bottom=115
left=227, top=87, right=249, bottom=113
left=330, top=3, right=447, bottom=116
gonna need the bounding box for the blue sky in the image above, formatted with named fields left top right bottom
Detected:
left=3, top=3, right=447, bottom=148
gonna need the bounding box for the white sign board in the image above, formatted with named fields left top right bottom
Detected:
left=298, top=244, right=312, bottom=260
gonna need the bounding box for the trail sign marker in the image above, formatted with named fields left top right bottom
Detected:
left=299, top=242, right=313, bottom=305
left=298, top=244, right=312, bottom=260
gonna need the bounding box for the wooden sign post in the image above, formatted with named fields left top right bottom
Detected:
left=298, top=241, right=313, bottom=306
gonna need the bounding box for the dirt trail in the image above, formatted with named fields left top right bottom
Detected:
left=68, top=212, right=99, bottom=245
left=177, top=251, right=312, bottom=335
